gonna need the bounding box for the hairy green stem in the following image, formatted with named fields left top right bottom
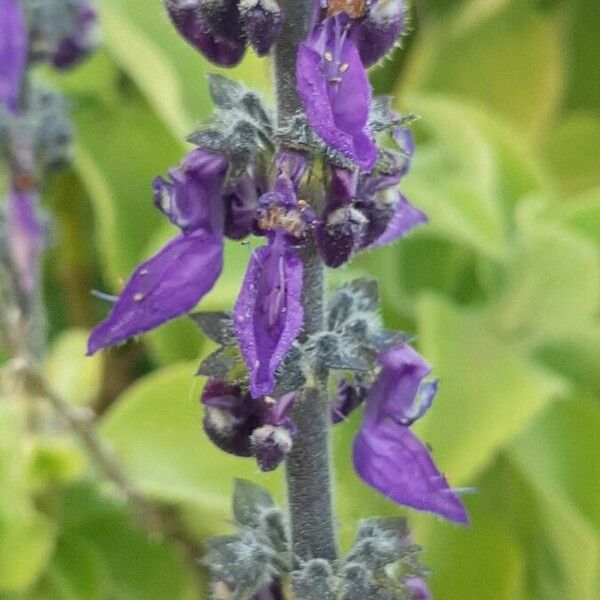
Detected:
left=274, top=0, right=339, bottom=564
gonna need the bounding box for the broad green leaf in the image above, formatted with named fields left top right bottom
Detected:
left=100, top=363, right=281, bottom=529
left=543, top=114, right=600, bottom=195
left=404, top=0, right=564, bottom=139
left=543, top=187, right=600, bottom=245
left=491, top=221, right=600, bottom=343
left=44, top=329, right=103, bottom=407
left=414, top=294, right=564, bottom=487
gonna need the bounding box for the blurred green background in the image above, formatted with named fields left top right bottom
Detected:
left=1, top=0, right=599, bottom=598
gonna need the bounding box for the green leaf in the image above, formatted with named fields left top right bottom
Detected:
left=543, top=114, right=600, bottom=195
left=413, top=294, right=564, bottom=487
left=74, top=91, right=182, bottom=288
left=100, top=0, right=272, bottom=138
left=491, top=221, right=600, bottom=343
left=100, top=363, right=281, bottom=529
left=404, top=0, right=564, bottom=139
left=44, top=329, right=103, bottom=407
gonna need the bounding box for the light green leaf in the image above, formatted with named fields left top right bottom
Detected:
left=44, top=329, right=103, bottom=407
left=543, top=114, right=600, bottom=195
left=404, top=0, right=564, bottom=139
left=100, top=362, right=281, bottom=529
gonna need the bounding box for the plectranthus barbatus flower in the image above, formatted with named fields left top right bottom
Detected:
left=0, top=0, right=28, bottom=113
left=164, top=0, right=282, bottom=67
left=405, top=577, right=432, bottom=600
left=87, top=149, right=229, bottom=354
left=297, top=6, right=377, bottom=170
left=352, top=343, right=468, bottom=523
left=201, top=378, right=297, bottom=471
left=233, top=150, right=310, bottom=398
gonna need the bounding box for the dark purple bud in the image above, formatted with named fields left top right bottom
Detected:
left=163, top=0, right=246, bottom=67
left=52, top=2, right=99, bottom=70
left=331, top=378, right=367, bottom=424
left=239, top=0, right=283, bottom=56
left=405, top=578, right=432, bottom=600
left=251, top=424, right=293, bottom=471
left=153, top=148, right=229, bottom=235
left=201, top=379, right=258, bottom=457
left=6, top=188, right=46, bottom=295
left=0, top=0, right=28, bottom=113
left=354, top=195, right=396, bottom=249
left=224, top=174, right=261, bottom=240
left=316, top=168, right=366, bottom=268
left=353, top=0, right=407, bottom=67
left=252, top=580, right=284, bottom=600
left=201, top=381, right=296, bottom=470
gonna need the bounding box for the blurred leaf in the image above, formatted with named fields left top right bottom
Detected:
left=0, top=401, right=56, bottom=592
left=44, top=329, right=103, bottom=407
left=414, top=294, right=564, bottom=487
left=100, top=362, right=281, bottom=529
left=401, top=95, right=507, bottom=259
left=74, top=90, right=182, bottom=288
left=543, top=187, right=600, bottom=245
left=100, top=0, right=271, bottom=137
left=543, top=114, right=600, bottom=195
left=491, top=221, right=600, bottom=343
left=405, top=0, right=564, bottom=139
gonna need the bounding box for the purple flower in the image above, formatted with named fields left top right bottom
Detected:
left=164, top=0, right=246, bottom=67
left=331, top=377, right=367, bottom=424
left=369, top=193, right=427, bottom=248
left=233, top=232, right=304, bottom=397
left=153, top=149, right=229, bottom=234
left=201, top=379, right=297, bottom=471
left=353, top=0, right=407, bottom=67
left=0, top=0, right=28, bottom=113
left=6, top=188, right=46, bottom=295
left=240, top=0, right=283, bottom=56
left=405, top=577, right=432, bottom=600
left=353, top=344, right=468, bottom=524
left=297, top=12, right=377, bottom=170
left=223, top=172, right=263, bottom=240
left=88, top=149, right=229, bottom=354
left=234, top=150, right=308, bottom=397
left=52, top=2, right=98, bottom=70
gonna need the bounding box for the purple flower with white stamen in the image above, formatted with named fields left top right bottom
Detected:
left=87, top=149, right=229, bottom=354
left=0, top=0, right=28, bottom=113
left=297, top=10, right=377, bottom=170
left=353, top=343, right=468, bottom=524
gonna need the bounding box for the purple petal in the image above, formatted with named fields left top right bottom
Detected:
left=241, top=2, right=283, bottom=56
left=353, top=420, right=468, bottom=524
left=6, top=188, right=46, bottom=294
left=405, top=578, right=432, bottom=600
left=153, top=149, right=229, bottom=235
left=371, top=194, right=427, bottom=248
left=353, top=0, right=407, bottom=67
left=88, top=231, right=223, bottom=354
left=297, top=15, right=377, bottom=170
left=233, top=238, right=304, bottom=398
left=0, top=0, right=28, bottom=112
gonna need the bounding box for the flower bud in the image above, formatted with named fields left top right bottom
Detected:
left=163, top=0, right=246, bottom=66
left=353, top=0, right=407, bottom=67
left=316, top=205, right=367, bottom=268
left=52, top=1, right=99, bottom=70
left=239, top=0, right=283, bottom=56
left=251, top=424, right=293, bottom=471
